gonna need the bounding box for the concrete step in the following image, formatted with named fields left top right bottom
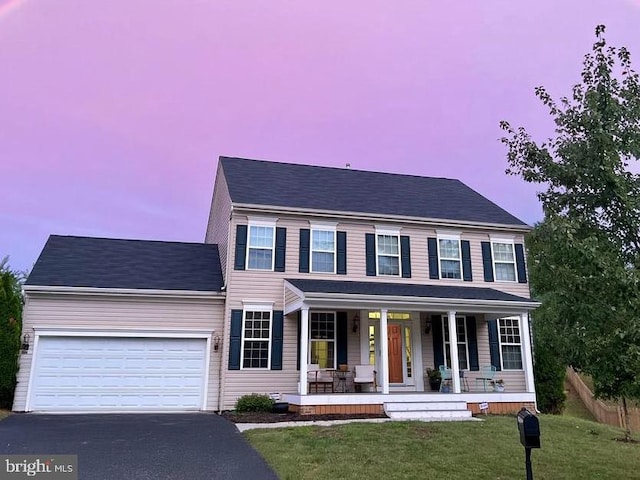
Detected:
left=384, top=401, right=468, bottom=412
left=386, top=409, right=474, bottom=421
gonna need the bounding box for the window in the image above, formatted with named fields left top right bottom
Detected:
left=499, top=317, right=523, bottom=370
left=309, top=312, right=336, bottom=369
left=438, top=237, right=462, bottom=279
left=311, top=229, right=336, bottom=273
left=492, top=241, right=516, bottom=281
left=377, top=234, right=400, bottom=276
left=241, top=310, right=271, bottom=368
left=247, top=224, right=275, bottom=270
left=442, top=316, right=469, bottom=370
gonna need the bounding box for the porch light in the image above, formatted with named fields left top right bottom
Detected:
left=213, top=335, right=221, bottom=351
left=21, top=333, right=30, bottom=352
left=423, top=317, right=432, bottom=335
left=352, top=313, right=360, bottom=333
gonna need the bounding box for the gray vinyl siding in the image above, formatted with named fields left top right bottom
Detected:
left=205, top=166, right=233, bottom=281
left=13, top=293, right=225, bottom=412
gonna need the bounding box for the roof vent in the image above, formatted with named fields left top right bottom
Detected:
left=345, top=163, right=351, bottom=169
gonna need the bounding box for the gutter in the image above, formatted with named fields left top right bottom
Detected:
left=23, top=285, right=226, bottom=300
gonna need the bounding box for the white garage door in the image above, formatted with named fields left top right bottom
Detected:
left=29, top=336, right=207, bottom=412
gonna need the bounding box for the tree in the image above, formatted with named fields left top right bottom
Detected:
left=500, top=25, right=640, bottom=440
left=0, top=257, right=25, bottom=409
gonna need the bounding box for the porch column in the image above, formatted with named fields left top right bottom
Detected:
left=520, top=312, right=535, bottom=393
left=447, top=310, right=461, bottom=393
left=380, top=308, right=389, bottom=394
left=299, top=307, right=310, bottom=395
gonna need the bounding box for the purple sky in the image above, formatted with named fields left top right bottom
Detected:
left=2, top=1, right=640, bottom=272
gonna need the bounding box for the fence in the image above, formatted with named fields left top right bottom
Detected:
left=565, top=367, right=640, bottom=431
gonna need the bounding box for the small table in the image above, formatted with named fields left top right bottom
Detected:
left=333, top=370, right=350, bottom=393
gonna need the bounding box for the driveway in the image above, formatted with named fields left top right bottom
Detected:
left=0, top=413, right=278, bottom=480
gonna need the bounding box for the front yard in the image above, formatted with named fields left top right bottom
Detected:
left=245, top=415, right=640, bottom=479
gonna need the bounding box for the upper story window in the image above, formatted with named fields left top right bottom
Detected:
left=499, top=317, right=523, bottom=370
left=247, top=222, right=275, bottom=270
left=241, top=309, right=272, bottom=369
left=311, top=228, right=336, bottom=273
left=492, top=240, right=516, bottom=282
left=377, top=233, right=400, bottom=276
left=438, top=235, right=462, bottom=280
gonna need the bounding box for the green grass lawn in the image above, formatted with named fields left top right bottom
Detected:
left=246, top=415, right=640, bottom=480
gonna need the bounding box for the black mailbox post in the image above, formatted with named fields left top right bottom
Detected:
left=517, top=408, right=541, bottom=480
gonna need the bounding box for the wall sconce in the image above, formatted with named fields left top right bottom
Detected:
left=213, top=335, right=221, bottom=351
left=21, top=333, right=31, bottom=352
left=352, top=313, right=360, bottom=333
left=423, top=317, right=432, bottom=335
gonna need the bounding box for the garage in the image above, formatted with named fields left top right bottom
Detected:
left=28, top=336, right=208, bottom=412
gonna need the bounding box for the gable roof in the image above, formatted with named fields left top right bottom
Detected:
left=26, top=235, right=224, bottom=292
left=220, top=156, right=528, bottom=226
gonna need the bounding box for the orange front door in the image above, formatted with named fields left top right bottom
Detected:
left=388, top=324, right=404, bottom=383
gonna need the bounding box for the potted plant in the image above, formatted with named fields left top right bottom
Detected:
left=425, top=368, right=442, bottom=391
left=490, top=379, right=505, bottom=392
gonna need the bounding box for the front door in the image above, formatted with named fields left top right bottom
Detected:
left=388, top=324, right=404, bottom=383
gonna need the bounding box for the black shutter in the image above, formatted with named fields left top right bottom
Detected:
left=296, top=311, right=301, bottom=370
left=271, top=310, right=284, bottom=370
left=400, top=235, right=411, bottom=278
left=481, top=242, right=494, bottom=282
left=488, top=319, right=502, bottom=371
left=299, top=229, right=310, bottom=273
left=234, top=225, right=247, bottom=270
left=515, top=243, right=528, bottom=283
left=461, top=240, right=473, bottom=282
left=229, top=310, right=243, bottom=370
left=466, top=316, right=479, bottom=371
left=427, top=237, right=439, bottom=279
left=337, top=312, right=348, bottom=366
left=337, top=231, right=347, bottom=275
left=432, top=315, right=444, bottom=368
left=274, top=227, right=286, bottom=272
left=365, top=233, right=376, bottom=276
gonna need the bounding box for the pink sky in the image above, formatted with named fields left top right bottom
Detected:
left=2, top=1, right=640, bottom=272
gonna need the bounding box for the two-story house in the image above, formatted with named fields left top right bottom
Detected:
left=13, top=156, right=538, bottom=419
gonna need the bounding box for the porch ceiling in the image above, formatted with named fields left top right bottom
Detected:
left=284, top=278, right=539, bottom=315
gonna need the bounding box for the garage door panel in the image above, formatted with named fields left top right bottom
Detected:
left=30, top=337, right=207, bottom=412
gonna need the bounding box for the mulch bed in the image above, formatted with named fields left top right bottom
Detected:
left=221, top=411, right=388, bottom=423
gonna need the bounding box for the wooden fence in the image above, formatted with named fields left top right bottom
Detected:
left=565, top=367, right=640, bottom=431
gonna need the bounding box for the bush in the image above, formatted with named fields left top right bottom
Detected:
left=532, top=314, right=566, bottom=414
left=0, top=260, right=24, bottom=410
left=235, top=393, right=275, bottom=413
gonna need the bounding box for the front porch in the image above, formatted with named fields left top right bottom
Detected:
left=284, top=278, right=539, bottom=416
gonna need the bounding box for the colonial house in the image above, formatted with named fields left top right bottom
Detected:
left=13, top=157, right=538, bottom=419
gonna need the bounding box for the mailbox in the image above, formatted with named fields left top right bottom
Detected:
left=517, top=408, right=541, bottom=449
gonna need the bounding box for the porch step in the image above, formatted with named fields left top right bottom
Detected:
left=384, top=401, right=473, bottom=421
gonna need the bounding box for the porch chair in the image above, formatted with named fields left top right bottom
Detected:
left=353, top=365, right=377, bottom=392
left=475, top=365, right=497, bottom=392
left=307, top=364, right=334, bottom=393
left=438, top=365, right=453, bottom=392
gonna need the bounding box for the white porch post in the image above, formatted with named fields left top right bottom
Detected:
left=380, top=308, right=389, bottom=394
left=299, top=307, right=310, bottom=395
left=520, top=312, right=535, bottom=393
left=448, top=310, right=461, bottom=393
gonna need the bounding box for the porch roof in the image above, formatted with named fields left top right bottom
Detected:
left=284, top=279, right=539, bottom=314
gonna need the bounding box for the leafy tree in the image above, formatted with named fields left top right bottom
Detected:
left=501, top=25, right=640, bottom=440
left=0, top=257, right=25, bottom=409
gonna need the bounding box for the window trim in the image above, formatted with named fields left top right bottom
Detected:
left=491, top=238, right=517, bottom=283
left=310, top=225, right=337, bottom=274
left=240, top=306, right=272, bottom=370
left=441, top=315, right=470, bottom=370
left=308, top=310, right=337, bottom=370
left=375, top=228, right=401, bottom=277
left=437, top=233, right=462, bottom=280
left=498, top=316, right=523, bottom=371
left=246, top=220, right=276, bottom=271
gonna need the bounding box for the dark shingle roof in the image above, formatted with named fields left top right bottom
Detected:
left=26, top=235, right=224, bottom=292
left=286, top=278, right=534, bottom=303
left=221, top=156, right=527, bottom=226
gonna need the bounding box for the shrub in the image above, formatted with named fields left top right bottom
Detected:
left=533, top=314, right=566, bottom=414
left=235, top=393, right=275, bottom=413
left=0, top=260, right=24, bottom=409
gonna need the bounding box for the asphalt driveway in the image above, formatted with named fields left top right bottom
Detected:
left=0, top=413, right=278, bottom=480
